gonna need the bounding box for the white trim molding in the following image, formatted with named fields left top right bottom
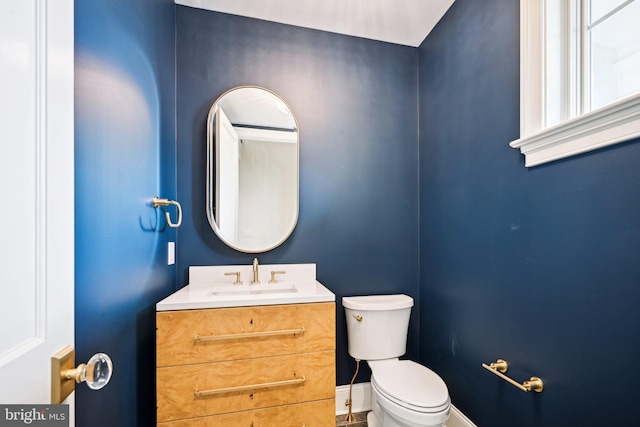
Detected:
left=512, top=0, right=640, bottom=167
left=336, top=383, right=477, bottom=427
left=511, top=93, right=640, bottom=166
left=518, top=0, right=544, bottom=139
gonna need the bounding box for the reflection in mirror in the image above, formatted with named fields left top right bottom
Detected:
left=206, top=87, right=299, bottom=253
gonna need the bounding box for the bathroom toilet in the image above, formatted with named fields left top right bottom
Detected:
left=343, top=294, right=450, bottom=427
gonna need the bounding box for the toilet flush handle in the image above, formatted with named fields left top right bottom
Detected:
left=353, top=315, right=363, bottom=322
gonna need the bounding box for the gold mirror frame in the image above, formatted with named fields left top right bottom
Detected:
left=206, top=86, right=299, bottom=253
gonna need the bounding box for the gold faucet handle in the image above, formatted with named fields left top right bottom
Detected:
left=224, top=271, right=243, bottom=285
left=269, top=270, right=286, bottom=283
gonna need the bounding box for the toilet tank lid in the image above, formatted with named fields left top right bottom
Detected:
left=342, top=294, right=414, bottom=310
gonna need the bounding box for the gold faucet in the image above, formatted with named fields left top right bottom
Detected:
left=252, top=258, right=260, bottom=284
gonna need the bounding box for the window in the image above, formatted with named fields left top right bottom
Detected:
left=511, top=0, right=640, bottom=167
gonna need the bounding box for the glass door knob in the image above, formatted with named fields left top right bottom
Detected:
left=64, top=352, right=113, bottom=390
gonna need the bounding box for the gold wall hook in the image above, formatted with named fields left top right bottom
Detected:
left=152, top=196, right=183, bottom=228
left=482, top=358, right=544, bottom=393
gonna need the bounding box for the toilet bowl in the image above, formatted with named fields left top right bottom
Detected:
left=343, top=294, right=451, bottom=427
left=368, top=359, right=450, bottom=427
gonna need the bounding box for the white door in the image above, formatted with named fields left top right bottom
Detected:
left=0, top=0, right=75, bottom=417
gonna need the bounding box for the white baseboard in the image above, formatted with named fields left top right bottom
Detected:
left=335, top=382, right=372, bottom=415
left=447, top=404, right=477, bottom=427
left=336, top=382, right=476, bottom=427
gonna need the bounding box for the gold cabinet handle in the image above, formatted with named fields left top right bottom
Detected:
left=194, top=327, right=305, bottom=343
left=194, top=376, right=306, bottom=397
left=482, top=359, right=544, bottom=392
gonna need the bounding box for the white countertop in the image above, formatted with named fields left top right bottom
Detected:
left=156, top=264, right=335, bottom=311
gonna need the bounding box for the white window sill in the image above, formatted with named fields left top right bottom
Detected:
left=510, top=92, right=640, bottom=167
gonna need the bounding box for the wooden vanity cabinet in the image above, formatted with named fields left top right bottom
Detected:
left=156, top=302, right=335, bottom=426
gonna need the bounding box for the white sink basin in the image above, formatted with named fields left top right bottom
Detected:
left=209, top=283, right=298, bottom=296
left=156, top=263, right=334, bottom=310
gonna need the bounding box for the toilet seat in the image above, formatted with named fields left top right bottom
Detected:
left=369, top=359, right=449, bottom=413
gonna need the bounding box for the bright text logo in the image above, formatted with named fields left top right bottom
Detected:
left=0, top=405, right=68, bottom=427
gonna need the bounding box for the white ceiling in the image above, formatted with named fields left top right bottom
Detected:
left=175, top=0, right=455, bottom=47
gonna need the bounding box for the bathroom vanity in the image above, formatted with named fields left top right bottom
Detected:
left=156, top=264, right=336, bottom=426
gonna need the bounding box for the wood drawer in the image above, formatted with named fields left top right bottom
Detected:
left=157, top=398, right=335, bottom=427
left=157, top=303, right=335, bottom=367
left=157, top=350, right=335, bottom=422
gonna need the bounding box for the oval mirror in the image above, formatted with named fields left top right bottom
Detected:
left=206, top=86, right=299, bottom=253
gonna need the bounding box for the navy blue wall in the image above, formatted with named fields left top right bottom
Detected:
left=175, top=7, right=420, bottom=386
left=75, top=0, right=176, bottom=425
left=419, top=0, right=640, bottom=425
left=73, top=2, right=640, bottom=425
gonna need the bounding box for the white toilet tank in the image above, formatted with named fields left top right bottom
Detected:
left=343, top=294, right=414, bottom=361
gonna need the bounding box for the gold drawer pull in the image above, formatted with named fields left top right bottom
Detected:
left=194, top=376, right=306, bottom=397
left=194, top=327, right=305, bottom=343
